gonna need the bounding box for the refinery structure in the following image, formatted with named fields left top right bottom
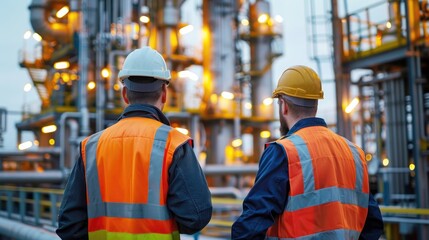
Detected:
left=0, top=0, right=428, bottom=239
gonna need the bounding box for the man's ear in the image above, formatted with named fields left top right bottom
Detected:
left=161, top=84, right=167, bottom=103
left=122, top=87, right=130, bottom=104
left=281, top=98, right=288, bottom=115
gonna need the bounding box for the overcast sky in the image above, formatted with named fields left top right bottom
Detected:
left=0, top=0, right=337, bottom=149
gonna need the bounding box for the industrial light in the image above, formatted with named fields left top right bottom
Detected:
left=33, top=140, right=39, bottom=146
left=113, top=83, right=121, bottom=91
left=179, top=24, right=194, bottom=35
left=175, top=127, right=189, bottom=135
left=56, top=6, right=69, bottom=18
left=244, top=102, right=252, bottom=110
left=24, top=83, right=32, bottom=92
left=382, top=158, right=389, bottom=167
left=231, top=138, right=242, bottom=148
left=386, top=21, right=392, bottom=29
left=140, top=16, right=150, bottom=23
left=221, top=91, right=234, bottom=100
left=32, top=33, right=42, bottom=42
left=41, top=125, right=57, bottom=133
left=241, top=19, right=249, bottom=26
left=345, top=97, right=359, bottom=113
left=54, top=61, right=70, bottom=69
left=49, top=139, right=55, bottom=146
left=274, top=15, right=283, bottom=23
left=101, top=67, right=111, bottom=78
left=365, top=153, right=372, bottom=161
left=87, top=81, right=96, bottom=90
left=409, top=163, right=415, bottom=171
left=260, top=131, right=271, bottom=139
left=263, top=97, right=273, bottom=105
left=23, top=30, right=32, bottom=39
left=258, top=14, right=269, bottom=24
left=178, top=70, right=198, bottom=81
left=18, top=141, right=33, bottom=150
left=210, top=93, right=218, bottom=103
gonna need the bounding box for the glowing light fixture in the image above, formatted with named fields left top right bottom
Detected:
left=274, top=15, right=283, bottom=23
left=258, top=14, right=269, bottom=24
left=101, top=67, right=110, bottom=78
left=140, top=15, right=150, bottom=23
left=244, top=102, right=252, bottom=110
left=345, top=97, right=359, bottom=113
left=260, top=131, right=271, bottom=139
left=382, top=158, right=389, bottom=167
left=56, top=6, right=69, bottom=18
left=23, top=30, right=32, bottom=39
left=33, top=140, right=39, bottom=146
left=386, top=21, right=392, bottom=29
left=221, top=91, right=234, bottom=100
left=18, top=141, right=33, bottom=150
left=113, top=83, right=121, bottom=91
left=210, top=93, right=218, bottom=103
left=49, top=138, right=55, bottom=146
left=42, top=125, right=57, bottom=133
left=179, top=24, right=194, bottom=35
left=263, top=97, right=273, bottom=105
left=409, top=163, right=415, bottom=171
left=175, top=127, right=189, bottom=135
left=365, top=153, right=372, bottom=161
left=87, top=81, right=96, bottom=90
left=33, top=33, right=42, bottom=42
left=178, top=70, right=198, bottom=81
left=54, top=61, right=70, bottom=69
left=231, top=138, right=243, bottom=148
left=24, top=83, right=32, bottom=92
left=241, top=19, right=249, bottom=26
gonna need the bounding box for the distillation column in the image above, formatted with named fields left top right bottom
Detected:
left=202, top=0, right=238, bottom=165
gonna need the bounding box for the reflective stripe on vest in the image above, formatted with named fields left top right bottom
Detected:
left=267, top=126, right=369, bottom=239
left=83, top=119, right=186, bottom=239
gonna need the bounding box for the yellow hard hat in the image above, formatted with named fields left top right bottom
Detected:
left=272, top=65, right=324, bottom=100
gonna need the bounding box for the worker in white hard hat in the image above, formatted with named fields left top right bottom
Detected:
left=57, top=47, right=212, bottom=240
left=232, top=65, right=383, bottom=239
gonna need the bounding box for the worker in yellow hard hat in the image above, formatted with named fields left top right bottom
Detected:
left=232, top=65, right=383, bottom=239
left=57, top=47, right=212, bottom=239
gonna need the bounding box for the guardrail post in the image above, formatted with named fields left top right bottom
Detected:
left=50, top=192, right=58, bottom=227
left=6, top=190, right=12, bottom=218
left=33, top=191, right=40, bottom=225
left=19, top=189, right=26, bottom=222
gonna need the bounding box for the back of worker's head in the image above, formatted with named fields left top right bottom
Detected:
left=272, top=65, right=324, bottom=117
left=118, top=47, right=171, bottom=105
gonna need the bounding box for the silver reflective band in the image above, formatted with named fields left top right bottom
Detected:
left=345, top=139, right=364, bottom=191
left=148, top=124, right=172, bottom=204
left=266, top=228, right=361, bottom=240
left=87, top=202, right=171, bottom=220
left=286, top=186, right=369, bottom=211
left=288, top=135, right=315, bottom=194
left=85, top=131, right=105, bottom=204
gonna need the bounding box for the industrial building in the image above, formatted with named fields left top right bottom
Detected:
left=0, top=0, right=428, bottom=239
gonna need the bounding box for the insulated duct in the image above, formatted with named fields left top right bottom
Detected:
left=0, top=217, right=60, bottom=240
left=29, top=0, right=71, bottom=43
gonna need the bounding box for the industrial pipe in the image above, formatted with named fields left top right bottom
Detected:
left=0, top=217, right=60, bottom=240
left=29, top=0, right=71, bottom=43
left=0, top=170, right=67, bottom=184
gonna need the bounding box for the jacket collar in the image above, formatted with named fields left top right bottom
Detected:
left=118, top=104, right=170, bottom=126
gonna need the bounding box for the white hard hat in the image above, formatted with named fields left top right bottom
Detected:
left=118, top=47, right=171, bottom=92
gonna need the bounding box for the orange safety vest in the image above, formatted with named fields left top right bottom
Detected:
left=266, top=126, right=369, bottom=239
left=81, top=117, right=191, bottom=240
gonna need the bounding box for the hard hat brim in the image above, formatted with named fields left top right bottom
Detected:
left=279, top=94, right=318, bottom=107
left=123, top=77, right=165, bottom=92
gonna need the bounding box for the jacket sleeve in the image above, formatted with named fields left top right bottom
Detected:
left=231, top=144, right=289, bottom=240
left=359, top=194, right=384, bottom=240
left=167, top=142, right=212, bottom=234
left=56, top=144, right=89, bottom=240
